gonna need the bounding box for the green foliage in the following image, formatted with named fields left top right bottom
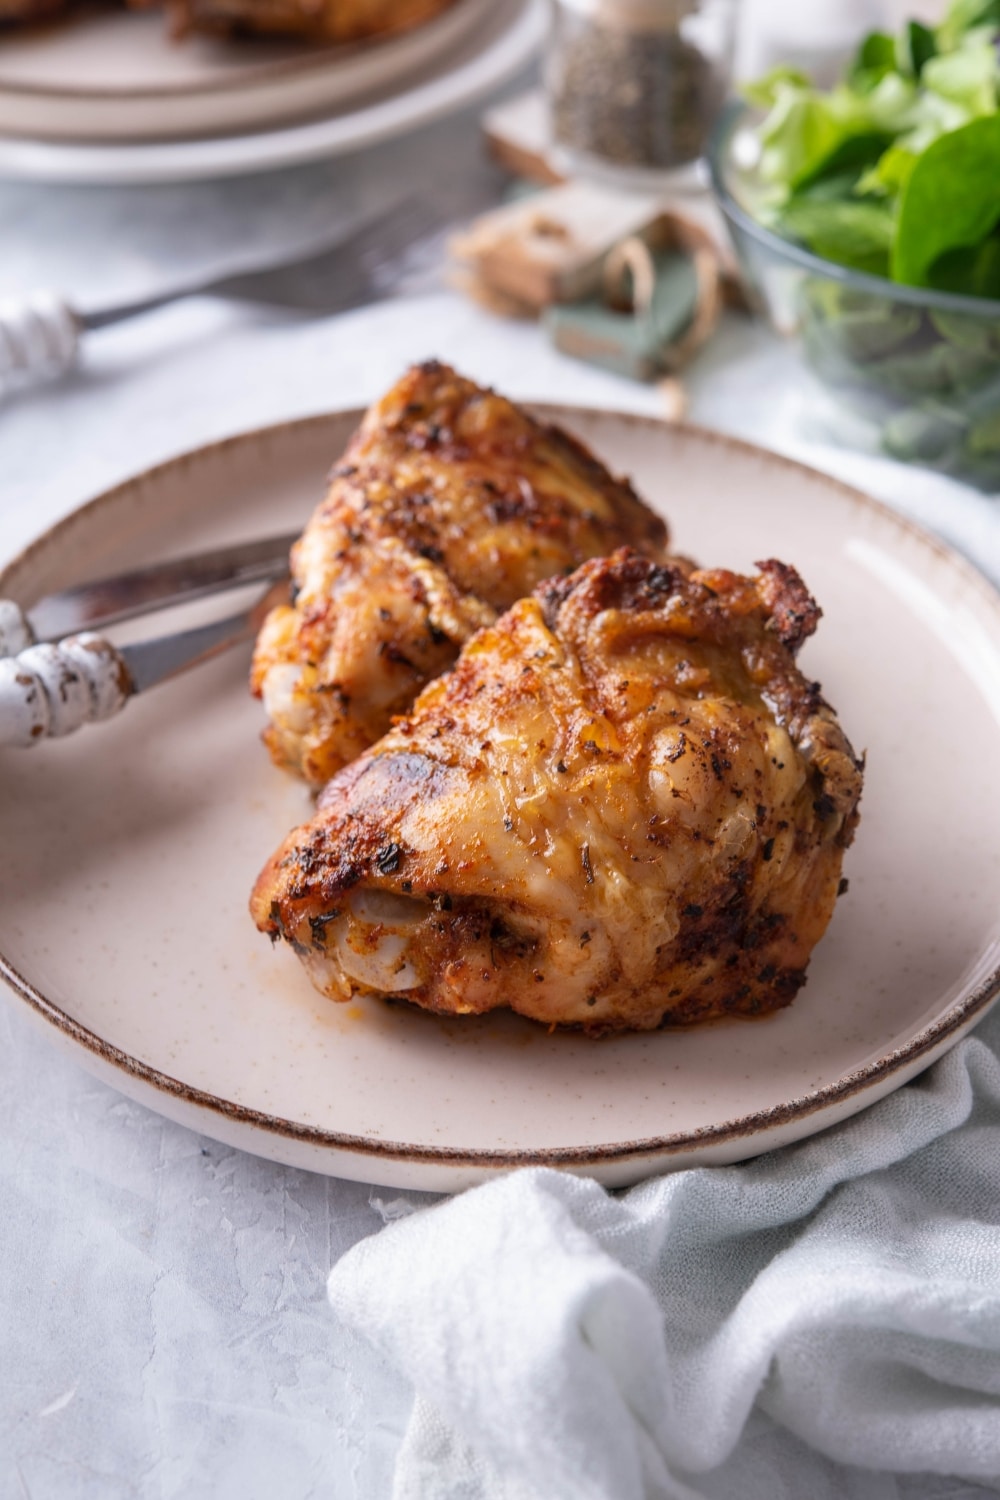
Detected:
left=921, top=43, right=998, bottom=114
left=897, top=21, right=937, bottom=78
left=743, top=0, right=1000, bottom=302
left=893, top=117, right=1000, bottom=285
left=777, top=200, right=894, bottom=277
left=796, top=274, right=1000, bottom=484
left=739, top=0, right=1000, bottom=481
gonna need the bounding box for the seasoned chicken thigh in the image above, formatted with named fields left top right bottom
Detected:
left=251, top=362, right=667, bottom=787
left=252, top=549, right=863, bottom=1034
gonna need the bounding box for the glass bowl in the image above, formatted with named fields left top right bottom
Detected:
left=708, top=99, right=1000, bottom=488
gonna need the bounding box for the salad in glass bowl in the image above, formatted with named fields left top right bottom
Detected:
left=709, top=0, right=1000, bottom=486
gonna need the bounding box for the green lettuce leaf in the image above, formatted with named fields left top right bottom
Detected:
left=756, top=74, right=917, bottom=191
left=893, top=88, right=972, bottom=154
left=930, top=308, right=1000, bottom=352
left=744, top=0, right=1000, bottom=307
left=937, top=0, right=1000, bottom=51
left=927, top=235, right=1000, bottom=297
left=849, top=32, right=896, bottom=92
left=857, top=142, right=919, bottom=196
left=756, top=89, right=849, bottom=187
left=922, top=41, right=999, bottom=115
left=893, top=115, right=1000, bottom=285
left=896, top=21, right=937, bottom=78
left=742, top=65, right=811, bottom=112
left=777, top=200, right=894, bottom=276
left=966, top=402, right=1000, bottom=452
left=800, top=280, right=921, bottom=362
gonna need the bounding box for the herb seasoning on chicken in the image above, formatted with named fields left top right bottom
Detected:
left=251, top=361, right=668, bottom=787
left=252, top=548, right=863, bottom=1034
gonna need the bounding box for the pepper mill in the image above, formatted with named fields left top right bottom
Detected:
left=546, top=0, right=738, bottom=184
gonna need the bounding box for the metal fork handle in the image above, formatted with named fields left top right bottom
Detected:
left=0, top=292, right=80, bottom=392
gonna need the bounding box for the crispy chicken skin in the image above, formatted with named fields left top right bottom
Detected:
left=252, top=549, right=863, bottom=1034
left=169, top=0, right=455, bottom=43
left=251, top=362, right=668, bottom=787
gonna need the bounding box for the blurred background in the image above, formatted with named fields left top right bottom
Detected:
left=3, top=0, right=996, bottom=517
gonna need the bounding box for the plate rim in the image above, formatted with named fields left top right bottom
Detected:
left=2, top=405, right=1000, bottom=1170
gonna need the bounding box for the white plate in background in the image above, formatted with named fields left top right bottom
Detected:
left=0, top=0, right=486, bottom=141
left=0, top=0, right=543, bottom=181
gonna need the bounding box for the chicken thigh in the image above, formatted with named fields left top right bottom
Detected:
left=252, top=548, right=863, bottom=1034
left=251, top=361, right=668, bottom=787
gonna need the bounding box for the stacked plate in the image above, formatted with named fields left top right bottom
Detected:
left=0, top=0, right=544, bottom=182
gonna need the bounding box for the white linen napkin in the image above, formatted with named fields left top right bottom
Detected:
left=328, top=1004, right=1000, bottom=1499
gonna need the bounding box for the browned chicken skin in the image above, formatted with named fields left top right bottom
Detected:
left=251, top=361, right=668, bottom=787
left=252, top=549, right=863, bottom=1034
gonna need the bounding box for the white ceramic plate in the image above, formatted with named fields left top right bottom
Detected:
left=0, top=0, right=486, bottom=142
left=2, top=408, right=999, bottom=1193
left=0, top=0, right=543, bottom=181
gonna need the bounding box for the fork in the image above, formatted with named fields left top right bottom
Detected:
left=0, top=194, right=447, bottom=394
left=0, top=531, right=297, bottom=748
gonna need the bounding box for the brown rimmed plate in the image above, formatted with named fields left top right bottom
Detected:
left=1, top=407, right=999, bottom=1192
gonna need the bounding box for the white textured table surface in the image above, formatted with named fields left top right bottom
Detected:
left=2, top=104, right=1000, bottom=1499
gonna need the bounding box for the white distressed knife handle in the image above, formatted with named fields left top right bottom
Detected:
left=0, top=633, right=129, bottom=747
left=0, top=292, right=80, bottom=392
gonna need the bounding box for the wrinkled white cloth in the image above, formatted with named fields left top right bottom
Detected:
left=329, top=1005, right=1000, bottom=1500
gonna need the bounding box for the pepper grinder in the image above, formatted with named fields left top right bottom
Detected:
left=546, top=0, right=738, bottom=186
